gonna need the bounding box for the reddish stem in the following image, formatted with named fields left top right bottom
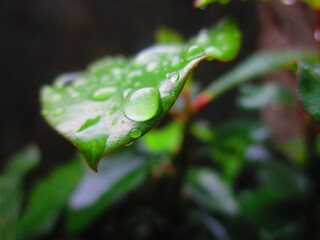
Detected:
left=192, top=92, right=211, bottom=112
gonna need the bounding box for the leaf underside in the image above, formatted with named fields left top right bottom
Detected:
left=41, top=19, right=241, bottom=171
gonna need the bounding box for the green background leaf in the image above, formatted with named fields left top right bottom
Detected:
left=298, top=61, right=320, bottom=120
left=16, top=157, right=83, bottom=239
left=67, top=149, right=149, bottom=232
left=0, top=146, right=40, bottom=240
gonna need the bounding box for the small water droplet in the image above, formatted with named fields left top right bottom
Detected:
left=90, top=87, right=116, bottom=101
left=146, top=61, right=158, bottom=72
left=52, top=108, right=65, bottom=116
left=185, top=45, right=205, bottom=60
left=112, top=68, right=122, bottom=76
left=111, top=119, right=117, bottom=126
left=166, top=72, right=180, bottom=83
left=68, top=89, right=80, bottom=98
left=171, top=56, right=181, bottom=66
left=56, top=72, right=81, bottom=87
left=123, top=88, right=132, bottom=98
left=50, top=93, right=63, bottom=103
left=128, top=70, right=143, bottom=79
left=129, top=128, right=142, bottom=139
left=124, top=87, right=161, bottom=122
left=101, top=74, right=109, bottom=81
left=134, top=82, right=141, bottom=88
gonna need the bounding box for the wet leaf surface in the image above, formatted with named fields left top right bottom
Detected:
left=41, top=19, right=241, bottom=170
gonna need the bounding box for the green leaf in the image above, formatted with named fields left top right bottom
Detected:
left=67, top=150, right=149, bottom=232
left=0, top=145, right=40, bottom=240
left=185, top=168, right=238, bottom=216
left=201, top=50, right=318, bottom=102
left=155, top=27, right=184, bottom=44
left=298, top=60, right=320, bottom=120
left=191, top=120, right=215, bottom=142
left=16, top=157, right=83, bottom=239
left=193, top=0, right=231, bottom=8
left=140, top=120, right=183, bottom=154
left=239, top=160, right=307, bottom=234
left=41, top=18, right=241, bottom=170
left=211, top=121, right=262, bottom=181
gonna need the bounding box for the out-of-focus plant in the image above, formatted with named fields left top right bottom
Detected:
left=2, top=1, right=320, bottom=239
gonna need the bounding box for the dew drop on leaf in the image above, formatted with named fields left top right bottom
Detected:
left=185, top=45, right=205, bottom=60
left=124, top=87, right=161, bottom=122
left=90, top=87, right=116, bottom=101
left=125, top=142, right=133, bottom=146
left=146, top=61, right=158, bottom=72
left=129, top=128, right=142, bottom=139
left=167, top=72, right=180, bottom=83
left=52, top=108, right=65, bottom=116
left=50, top=93, right=63, bottom=103
left=56, top=72, right=81, bottom=87
left=123, top=88, right=132, bottom=98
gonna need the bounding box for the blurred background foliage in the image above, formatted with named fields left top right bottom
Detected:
left=0, top=0, right=320, bottom=239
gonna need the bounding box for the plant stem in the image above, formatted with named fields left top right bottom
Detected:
left=192, top=50, right=318, bottom=112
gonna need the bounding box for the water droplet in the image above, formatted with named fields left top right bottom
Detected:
left=171, top=56, right=181, bottom=66
left=166, top=72, right=180, bottom=83
left=56, top=72, right=81, bottom=87
left=146, top=61, right=158, bottom=72
left=52, top=108, right=65, bottom=116
left=125, top=142, right=133, bottom=146
left=90, top=87, right=116, bottom=101
left=68, top=89, right=80, bottom=98
left=134, top=82, right=141, bottom=88
left=111, top=119, right=117, bottom=126
left=129, top=128, right=142, bottom=139
left=128, top=70, right=143, bottom=79
left=124, top=87, right=161, bottom=122
left=185, top=45, right=205, bottom=60
left=123, top=88, right=132, bottom=98
left=50, top=93, right=63, bottom=103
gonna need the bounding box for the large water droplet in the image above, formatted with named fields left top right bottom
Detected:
left=185, top=45, right=205, bottom=60
left=91, top=87, right=116, bottom=101
left=53, top=107, right=65, bottom=116
left=129, top=128, right=142, bottom=139
left=166, top=72, right=180, bottom=83
left=124, top=87, right=161, bottom=122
